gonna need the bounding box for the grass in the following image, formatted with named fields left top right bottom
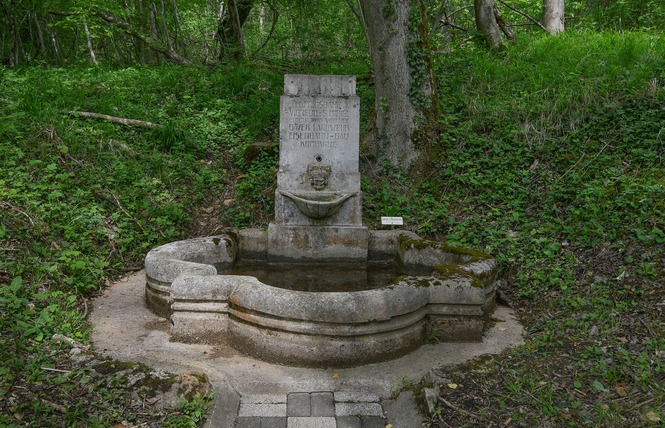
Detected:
left=1, top=30, right=664, bottom=426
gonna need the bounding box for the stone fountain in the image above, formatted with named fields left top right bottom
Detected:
left=144, top=75, right=497, bottom=367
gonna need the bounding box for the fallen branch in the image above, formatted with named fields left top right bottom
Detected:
left=91, top=189, right=163, bottom=237
left=438, top=396, right=481, bottom=419
left=40, top=398, right=68, bottom=414
left=41, top=367, right=71, bottom=374
left=0, top=201, right=35, bottom=226
left=70, top=111, right=163, bottom=129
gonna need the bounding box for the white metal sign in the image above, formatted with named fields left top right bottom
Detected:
left=381, top=216, right=404, bottom=226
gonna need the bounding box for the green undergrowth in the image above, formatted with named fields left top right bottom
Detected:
left=1, top=31, right=664, bottom=426
left=0, top=64, right=284, bottom=426
left=364, top=32, right=664, bottom=426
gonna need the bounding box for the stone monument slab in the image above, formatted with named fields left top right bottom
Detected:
left=269, top=74, right=367, bottom=262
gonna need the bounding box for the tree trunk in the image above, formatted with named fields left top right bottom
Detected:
left=215, top=0, right=252, bottom=60
left=33, top=12, right=48, bottom=62
left=84, top=21, right=98, bottom=65
left=358, top=0, right=435, bottom=169
left=494, top=4, right=515, bottom=41
left=8, top=0, right=19, bottom=66
left=542, top=0, right=565, bottom=34
left=159, top=0, right=173, bottom=52
left=475, top=0, right=504, bottom=48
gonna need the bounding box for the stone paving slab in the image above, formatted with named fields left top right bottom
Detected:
left=333, top=392, right=380, bottom=403
left=310, top=392, right=335, bottom=417
left=236, top=392, right=390, bottom=427
left=245, top=395, right=287, bottom=404
left=288, top=393, right=311, bottom=417
left=334, top=403, right=383, bottom=417
left=239, top=403, right=288, bottom=418
left=334, top=416, right=362, bottom=428
left=262, top=418, right=288, bottom=428
left=287, top=417, right=337, bottom=428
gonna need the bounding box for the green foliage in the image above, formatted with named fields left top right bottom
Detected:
left=0, top=64, right=282, bottom=426
left=364, top=32, right=664, bottom=426
left=225, top=145, right=278, bottom=228
left=407, top=2, right=434, bottom=113
left=164, top=394, right=214, bottom=428
left=241, top=0, right=368, bottom=65
left=1, top=25, right=664, bottom=427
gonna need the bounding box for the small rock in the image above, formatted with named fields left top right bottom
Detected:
left=425, top=369, right=451, bottom=386
left=69, top=348, right=95, bottom=365
left=593, top=275, right=607, bottom=284
left=126, top=371, right=147, bottom=388
left=423, top=387, right=439, bottom=415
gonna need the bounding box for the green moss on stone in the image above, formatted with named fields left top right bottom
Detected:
left=397, top=235, right=491, bottom=264
left=93, top=360, right=143, bottom=375
left=139, top=376, right=179, bottom=396
left=433, top=264, right=484, bottom=288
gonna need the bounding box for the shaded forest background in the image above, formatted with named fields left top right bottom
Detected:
left=2, top=0, right=665, bottom=68
left=0, top=1, right=663, bottom=427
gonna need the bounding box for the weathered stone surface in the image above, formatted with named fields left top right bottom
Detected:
left=267, top=224, right=368, bottom=262
left=284, top=74, right=356, bottom=97
left=287, top=392, right=311, bottom=417
left=238, top=403, right=287, bottom=417
left=145, top=228, right=499, bottom=366
left=287, top=417, right=336, bottom=428
left=335, top=402, right=383, bottom=417
left=310, top=392, right=335, bottom=417
left=271, top=74, right=366, bottom=261
left=279, top=75, right=360, bottom=192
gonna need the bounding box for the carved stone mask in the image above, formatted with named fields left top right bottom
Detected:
left=308, top=164, right=331, bottom=190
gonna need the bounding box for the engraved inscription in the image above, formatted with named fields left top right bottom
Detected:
left=285, top=99, right=353, bottom=150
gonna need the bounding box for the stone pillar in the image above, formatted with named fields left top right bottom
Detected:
left=268, top=75, right=368, bottom=262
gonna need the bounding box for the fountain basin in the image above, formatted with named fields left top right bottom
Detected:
left=145, top=229, right=497, bottom=367
left=280, top=190, right=354, bottom=219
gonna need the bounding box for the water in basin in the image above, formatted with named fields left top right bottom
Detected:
left=216, top=262, right=402, bottom=292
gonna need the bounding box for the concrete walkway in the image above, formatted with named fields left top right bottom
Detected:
left=90, top=272, right=524, bottom=427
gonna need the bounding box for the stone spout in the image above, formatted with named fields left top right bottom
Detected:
left=279, top=190, right=354, bottom=219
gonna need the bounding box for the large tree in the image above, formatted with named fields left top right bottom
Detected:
left=542, top=0, right=564, bottom=34
left=475, top=0, right=504, bottom=48
left=355, top=0, right=438, bottom=169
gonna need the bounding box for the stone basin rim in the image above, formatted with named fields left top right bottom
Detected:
left=143, top=230, right=498, bottom=367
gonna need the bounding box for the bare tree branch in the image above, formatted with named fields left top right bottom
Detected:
left=93, top=8, right=191, bottom=65
left=442, top=21, right=469, bottom=31
left=249, top=1, right=279, bottom=57
left=496, top=0, right=547, bottom=32
left=494, top=4, right=515, bottom=41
